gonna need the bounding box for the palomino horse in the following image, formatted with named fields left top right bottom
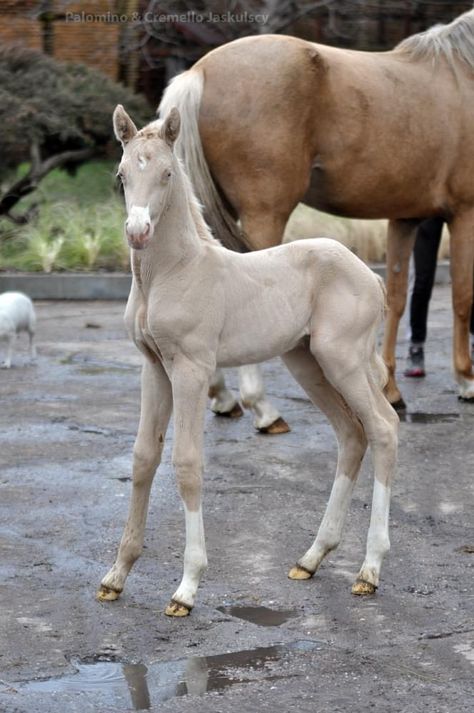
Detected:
left=97, top=106, right=398, bottom=615
left=159, top=7, right=474, bottom=409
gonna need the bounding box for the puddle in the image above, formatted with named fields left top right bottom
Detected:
left=217, top=605, right=298, bottom=627
left=399, top=412, right=460, bottom=424
left=18, top=640, right=322, bottom=708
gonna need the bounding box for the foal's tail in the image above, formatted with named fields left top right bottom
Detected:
left=369, top=274, right=389, bottom=391
left=158, top=70, right=245, bottom=252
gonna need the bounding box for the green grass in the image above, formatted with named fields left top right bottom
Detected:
left=0, top=161, right=129, bottom=272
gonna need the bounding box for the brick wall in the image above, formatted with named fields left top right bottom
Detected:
left=53, top=0, right=122, bottom=80
left=0, top=1, right=134, bottom=82
left=0, top=1, right=42, bottom=50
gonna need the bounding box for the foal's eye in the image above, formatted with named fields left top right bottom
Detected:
left=163, top=169, right=172, bottom=181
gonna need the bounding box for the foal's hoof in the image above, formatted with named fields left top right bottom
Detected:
left=351, top=579, right=377, bottom=596
left=259, top=417, right=291, bottom=435
left=288, top=564, right=313, bottom=580
left=165, top=600, right=192, bottom=617
left=96, top=585, right=122, bottom=602
left=215, top=403, right=244, bottom=419
left=390, top=397, right=406, bottom=412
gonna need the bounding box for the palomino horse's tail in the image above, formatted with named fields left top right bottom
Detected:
left=370, top=274, right=389, bottom=391
left=159, top=70, right=246, bottom=252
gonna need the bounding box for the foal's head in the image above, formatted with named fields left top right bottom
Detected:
left=113, top=105, right=181, bottom=250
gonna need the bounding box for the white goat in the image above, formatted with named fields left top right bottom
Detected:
left=0, top=292, right=36, bottom=368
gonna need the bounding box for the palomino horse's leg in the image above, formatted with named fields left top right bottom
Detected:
left=312, top=343, right=398, bottom=595
left=449, top=211, right=474, bottom=399
left=382, top=219, right=420, bottom=409
left=97, top=360, right=172, bottom=601
left=239, top=364, right=290, bottom=434
left=208, top=368, right=243, bottom=418
left=208, top=365, right=289, bottom=433
left=166, top=357, right=209, bottom=617
left=281, top=342, right=367, bottom=581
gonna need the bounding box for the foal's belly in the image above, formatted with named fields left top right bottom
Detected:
left=216, top=324, right=309, bottom=368
left=215, top=257, right=313, bottom=367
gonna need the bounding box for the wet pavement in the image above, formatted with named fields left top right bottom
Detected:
left=0, top=284, right=473, bottom=712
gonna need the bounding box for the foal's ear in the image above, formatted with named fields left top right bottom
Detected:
left=161, top=107, right=180, bottom=148
left=113, top=105, right=138, bottom=147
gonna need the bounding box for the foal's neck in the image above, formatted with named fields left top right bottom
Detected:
left=132, top=167, right=205, bottom=293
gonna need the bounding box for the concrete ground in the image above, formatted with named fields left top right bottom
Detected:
left=0, top=284, right=473, bottom=712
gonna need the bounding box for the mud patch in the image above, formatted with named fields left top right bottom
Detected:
left=217, top=605, right=299, bottom=627
left=18, top=640, right=322, bottom=708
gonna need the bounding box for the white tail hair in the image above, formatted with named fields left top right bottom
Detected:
left=159, top=70, right=247, bottom=252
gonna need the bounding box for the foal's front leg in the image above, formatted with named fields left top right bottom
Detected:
left=97, top=360, right=172, bottom=601
left=165, top=357, right=209, bottom=617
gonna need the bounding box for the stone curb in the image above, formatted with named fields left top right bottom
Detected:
left=0, top=261, right=451, bottom=300
left=0, top=273, right=132, bottom=300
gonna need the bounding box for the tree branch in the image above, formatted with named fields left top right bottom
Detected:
left=0, top=146, right=96, bottom=219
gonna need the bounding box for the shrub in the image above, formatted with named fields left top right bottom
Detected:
left=0, top=45, right=150, bottom=223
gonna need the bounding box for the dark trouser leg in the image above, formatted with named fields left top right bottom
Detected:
left=410, top=217, right=444, bottom=344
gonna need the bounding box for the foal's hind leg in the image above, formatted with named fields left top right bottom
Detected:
left=313, top=343, right=398, bottom=594
left=282, top=342, right=367, bottom=580
left=97, top=360, right=172, bottom=601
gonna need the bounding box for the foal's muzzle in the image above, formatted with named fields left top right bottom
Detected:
left=125, top=206, right=152, bottom=250
left=125, top=221, right=151, bottom=250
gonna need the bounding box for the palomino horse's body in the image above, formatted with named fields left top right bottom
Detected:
left=97, top=106, right=398, bottom=615
left=159, top=8, right=474, bottom=407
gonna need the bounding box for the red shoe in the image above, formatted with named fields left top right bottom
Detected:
left=404, top=346, right=425, bottom=378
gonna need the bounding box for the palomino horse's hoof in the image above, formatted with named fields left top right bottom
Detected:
left=288, top=564, right=313, bottom=580
left=351, top=579, right=377, bottom=596
left=96, top=584, right=122, bottom=602
left=259, top=417, right=291, bottom=435
left=390, top=398, right=406, bottom=412
left=165, top=600, right=192, bottom=617
left=214, top=403, right=244, bottom=419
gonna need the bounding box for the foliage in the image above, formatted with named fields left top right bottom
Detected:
left=0, top=45, right=150, bottom=223
left=0, top=201, right=128, bottom=272
left=0, top=161, right=129, bottom=272
left=0, top=45, right=150, bottom=175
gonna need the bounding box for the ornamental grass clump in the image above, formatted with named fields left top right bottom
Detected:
left=1, top=200, right=128, bottom=272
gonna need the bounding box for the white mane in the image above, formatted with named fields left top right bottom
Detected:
left=396, top=7, right=474, bottom=70
left=177, top=157, right=222, bottom=247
